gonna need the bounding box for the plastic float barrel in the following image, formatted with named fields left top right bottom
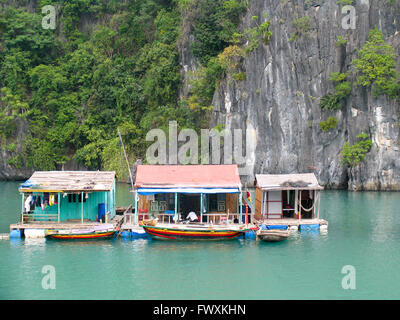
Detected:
left=299, top=224, right=320, bottom=231
left=24, top=229, right=45, bottom=238
left=98, top=203, right=106, bottom=222
left=121, top=230, right=131, bottom=238
left=267, top=225, right=288, bottom=230
left=9, top=229, right=22, bottom=238
left=320, top=224, right=328, bottom=231
left=244, top=230, right=256, bottom=239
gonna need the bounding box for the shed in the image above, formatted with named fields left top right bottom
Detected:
left=19, top=171, right=116, bottom=224
left=132, top=165, right=245, bottom=224
left=255, top=173, right=323, bottom=220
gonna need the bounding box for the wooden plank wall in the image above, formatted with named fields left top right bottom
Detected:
left=138, top=195, right=150, bottom=212
left=255, top=187, right=262, bottom=219
left=225, top=193, right=237, bottom=213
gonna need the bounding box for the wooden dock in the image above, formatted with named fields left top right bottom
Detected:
left=10, top=215, right=124, bottom=231
left=261, top=218, right=328, bottom=227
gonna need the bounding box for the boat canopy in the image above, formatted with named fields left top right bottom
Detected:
left=137, top=187, right=240, bottom=195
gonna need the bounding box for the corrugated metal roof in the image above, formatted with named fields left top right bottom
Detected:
left=256, top=173, right=323, bottom=190
left=134, top=165, right=242, bottom=189
left=19, top=171, right=115, bottom=192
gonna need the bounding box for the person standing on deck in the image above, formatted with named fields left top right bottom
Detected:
left=186, top=211, right=199, bottom=222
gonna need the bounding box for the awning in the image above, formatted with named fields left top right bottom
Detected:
left=137, top=187, right=240, bottom=195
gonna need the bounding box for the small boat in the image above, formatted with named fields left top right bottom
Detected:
left=46, top=224, right=116, bottom=240
left=256, top=229, right=290, bottom=242
left=142, top=223, right=248, bottom=240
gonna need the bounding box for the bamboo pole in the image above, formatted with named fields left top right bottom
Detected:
left=117, top=128, right=134, bottom=189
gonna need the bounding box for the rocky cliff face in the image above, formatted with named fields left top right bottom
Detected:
left=181, top=0, right=400, bottom=190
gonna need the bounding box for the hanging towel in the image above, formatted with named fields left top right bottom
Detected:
left=25, top=195, right=32, bottom=213
left=43, top=193, right=50, bottom=204
left=35, top=196, right=41, bottom=207
left=49, top=194, right=54, bottom=206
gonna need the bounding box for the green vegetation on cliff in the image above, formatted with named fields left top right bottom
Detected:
left=0, top=0, right=187, bottom=178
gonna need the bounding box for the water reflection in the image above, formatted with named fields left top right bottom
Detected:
left=24, top=238, right=46, bottom=246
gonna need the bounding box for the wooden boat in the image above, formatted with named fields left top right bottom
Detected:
left=142, top=223, right=248, bottom=240
left=256, top=229, right=290, bottom=242
left=46, top=224, right=116, bottom=240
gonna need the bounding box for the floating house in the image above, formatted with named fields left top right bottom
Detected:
left=254, top=173, right=328, bottom=230
left=10, top=171, right=119, bottom=237
left=129, top=164, right=247, bottom=225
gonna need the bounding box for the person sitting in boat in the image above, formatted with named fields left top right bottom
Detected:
left=186, top=211, right=199, bottom=223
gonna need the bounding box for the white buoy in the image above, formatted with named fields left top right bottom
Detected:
left=24, top=229, right=46, bottom=238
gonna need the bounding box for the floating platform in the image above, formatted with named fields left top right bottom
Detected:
left=0, top=233, right=10, bottom=240
left=9, top=215, right=124, bottom=238
left=260, top=218, right=328, bottom=231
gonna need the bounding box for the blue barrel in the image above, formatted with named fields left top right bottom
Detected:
left=121, top=231, right=131, bottom=238
left=267, top=225, right=288, bottom=230
left=98, top=203, right=106, bottom=222
left=299, top=224, right=320, bottom=231
left=9, top=230, right=22, bottom=238
left=244, top=230, right=256, bottom=239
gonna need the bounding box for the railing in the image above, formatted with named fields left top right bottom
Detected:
left=21, top=213, right=58, bottom=223
left=122, top=212, right=250, bottom=225
left=123, top=213, right=150, bottom=225
left=202, top=213, right=241, bottom=224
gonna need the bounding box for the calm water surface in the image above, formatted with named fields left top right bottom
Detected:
left=0, top=181, right=399, bottom=299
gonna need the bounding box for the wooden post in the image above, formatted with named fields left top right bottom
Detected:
left=118, top=128, right=134, bottom=189
left=134, top=190, right=138, bottom=225
left=81, top=192, right=84, bottom=224
left=294, top=190, right=298, bottom=220
left=57, top=193, right=60, bottom=223
left=21, top=193, right=24, bottom=224
left=174, top=192, right=178, bottom=223
left=200, top=192, right=203, bottom=223
left=312, top=190, right=316, bottom=219
left=239, top=190, right=243, bottom=224
left=317, top=190, right=321, bottom=220
left=299, top=190, right=302, bottom=221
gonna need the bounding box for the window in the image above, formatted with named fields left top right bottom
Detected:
left=208, top=194, right=226, bottom=212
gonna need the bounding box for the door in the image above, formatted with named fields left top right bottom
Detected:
left=266, top=191, right=282, bottom=219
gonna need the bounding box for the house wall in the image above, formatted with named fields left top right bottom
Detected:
left=225, top=193, right=237, bottom=214
left=29, top=183, right=116, bottom=222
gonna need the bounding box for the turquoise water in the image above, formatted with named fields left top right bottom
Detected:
left=0, top=181, right=399, bottom=299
